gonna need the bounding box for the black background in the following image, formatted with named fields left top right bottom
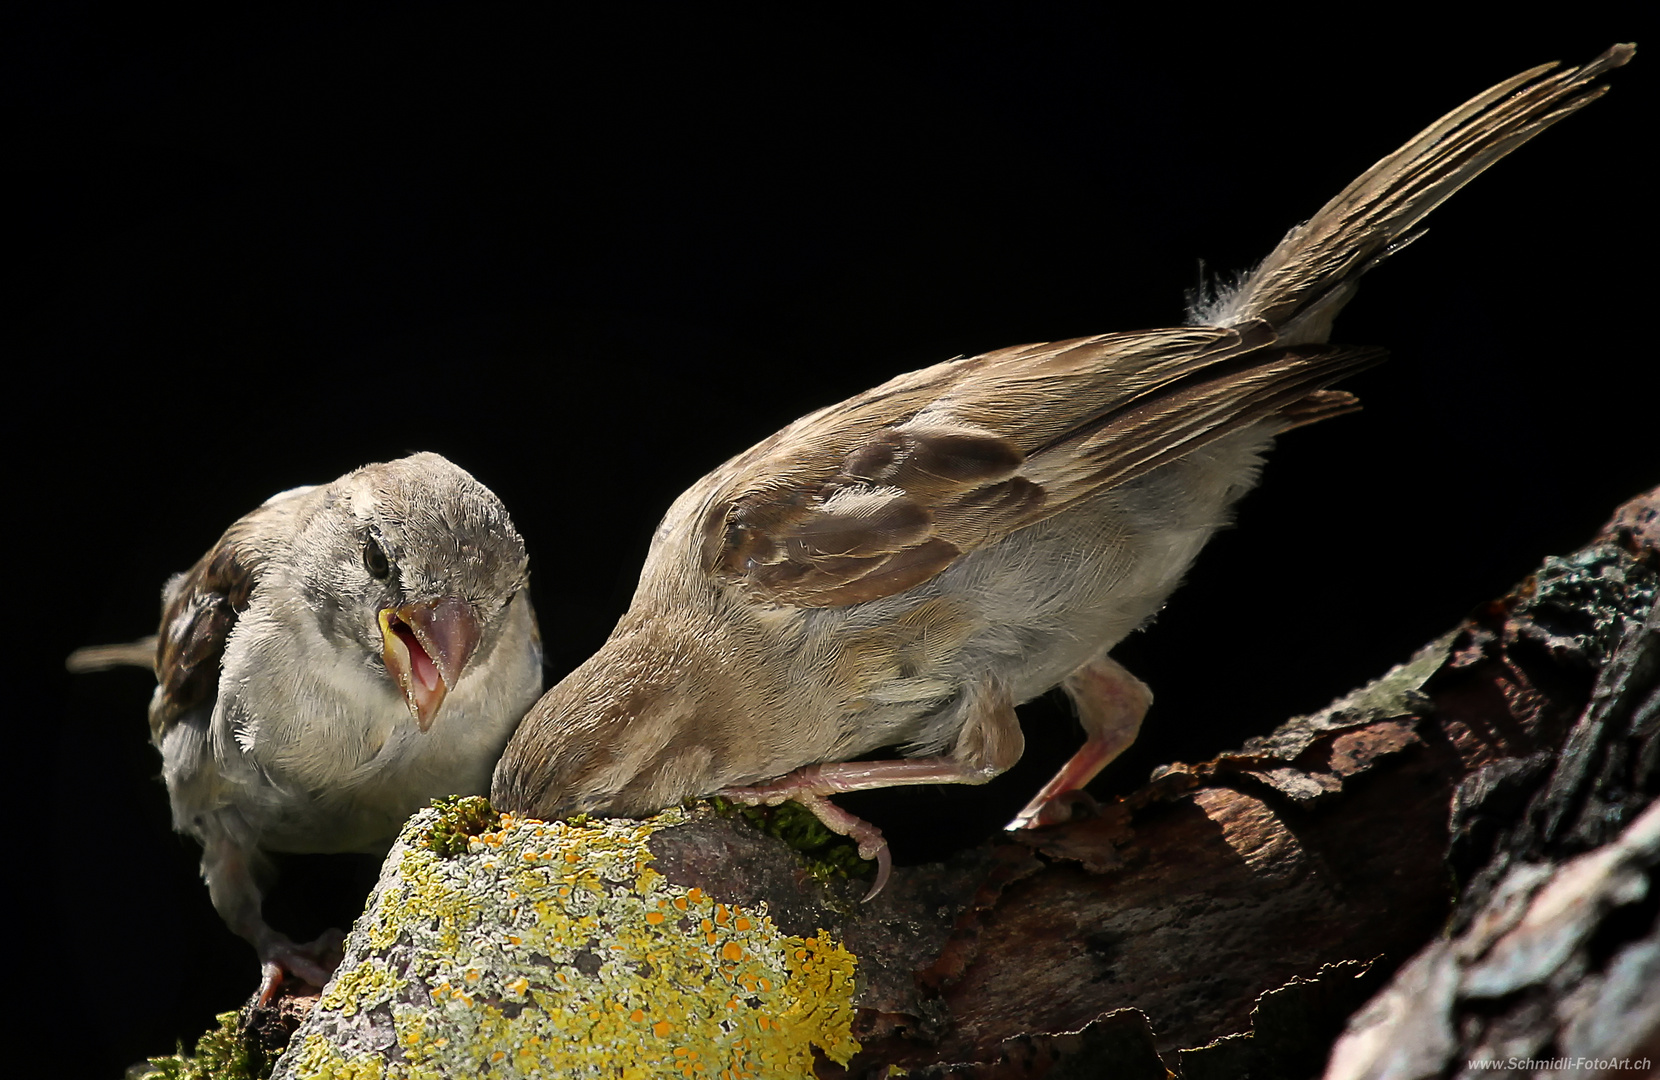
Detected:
left=14, top=6, right=1651, bottom=1074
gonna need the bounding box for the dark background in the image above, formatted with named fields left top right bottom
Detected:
left=14, top=6, right=1650, bottom=1074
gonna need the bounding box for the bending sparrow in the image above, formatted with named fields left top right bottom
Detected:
left=71, top=452, right=543, bottom=998
left=491, top=46, right=1633, bottom=896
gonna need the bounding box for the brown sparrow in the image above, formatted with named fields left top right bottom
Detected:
left=490, top=46, right=1633, bottom=897
left=70, top=452, right=543, bottom=998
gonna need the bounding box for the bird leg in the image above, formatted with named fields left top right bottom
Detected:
left=202, top=832, right=345, bottom=1003
left=1007, top=652, right=1152, bottom=831
left=254, top=929, right=347, bottom=1005
left=719, top=682, right=1022, bottom=900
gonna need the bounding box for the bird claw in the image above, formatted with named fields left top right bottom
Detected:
left=1007, top=787, right=1102, bottom=831
left=719, top=782, right=892, bottom=901
left=255, top=928, right=347, bottom=1004
left=832, top=813, right=892, bottom=902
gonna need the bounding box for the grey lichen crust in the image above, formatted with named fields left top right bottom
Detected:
left=1238, top=631, right=1454, bottom=763
left=272, top=806, right=859, bottom=1079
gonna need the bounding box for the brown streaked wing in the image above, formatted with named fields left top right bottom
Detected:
left=149, top=517, right=268, bottom=740
left=704, top=322, right=1380, bottom=609
left=1018, top=341, right=1386, bottom=519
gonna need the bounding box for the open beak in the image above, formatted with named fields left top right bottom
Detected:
left=378, top=596, right=483, bottom=732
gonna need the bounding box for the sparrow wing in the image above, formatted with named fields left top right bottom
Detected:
left=703, top=321, right=1381, bottom=608
left=699, top=45, right=1637, bottom=612
left=148, top=488, right=313, bottom=740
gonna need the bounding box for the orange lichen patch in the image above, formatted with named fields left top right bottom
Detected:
left=654, top=1020, right=675, bottom=1038
left=646, top=911, right=666, bottom=925
left=722, top=941, right=744, bottom=963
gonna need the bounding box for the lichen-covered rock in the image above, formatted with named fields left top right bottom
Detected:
left=274, top=807, right=859, bottom=1079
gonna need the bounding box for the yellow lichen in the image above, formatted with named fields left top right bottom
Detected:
left=280, top=807, right=860, bottom=1079
left=290, top=1034, right=388, bottom=1080
left=319, top=958, right=408, bottom=1018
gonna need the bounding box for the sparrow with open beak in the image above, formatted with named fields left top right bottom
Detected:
left=72, top=452, right=543, bottom=999
left=491, top=46, right=1633, bottom=898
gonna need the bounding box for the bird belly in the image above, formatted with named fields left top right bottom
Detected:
left=813, top=424, right=1276, bottom=758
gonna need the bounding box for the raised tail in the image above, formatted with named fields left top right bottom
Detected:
left=1188, top=43, right=1634, bottom=345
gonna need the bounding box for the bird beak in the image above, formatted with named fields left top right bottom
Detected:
left=378, top=597, right=483, bottom=732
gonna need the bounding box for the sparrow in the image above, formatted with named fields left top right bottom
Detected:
left=491, top=46, right=1633, bottom=897
left=70, top=452, right=544, bottom=999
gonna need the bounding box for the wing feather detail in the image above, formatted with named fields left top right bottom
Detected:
left=704, top=321, right=1382, bottom=608
left=150, top=515, right=273, bottom=739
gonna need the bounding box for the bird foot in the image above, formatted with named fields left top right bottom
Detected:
left=256, top=928, right=346, bottom=1004
left=719, top=778, right=892, bottom=902
left=1007, top=787, right=1103, bottom=831
left=719, top=748, right=1021, bottom=901
left=1008, top=652, right=1151, bottom=831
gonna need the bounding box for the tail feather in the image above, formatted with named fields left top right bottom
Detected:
left=66, top=637, right=159, bottom=674
left=1272, top=389, right=1364, bottom=434
left=1188, top=43, right=1634, bottom=344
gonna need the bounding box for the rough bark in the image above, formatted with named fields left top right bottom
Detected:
left=1325, top=561, right=1659, bottom=1078
left=207, top=487, right=1655, bottom=1079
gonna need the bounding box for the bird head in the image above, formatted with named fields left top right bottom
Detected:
left=489, top=609, right=756, bottom=819
left=293, top=452, right=533, bottom=731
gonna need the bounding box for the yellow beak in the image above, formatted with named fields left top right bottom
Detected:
left=378, top=596, right=483, bottom=732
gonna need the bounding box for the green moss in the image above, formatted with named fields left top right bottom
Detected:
left=423, top=795, right=500, bottom=858
left=131, top=1011, right=267, bottom=1080
left=708, top=796, right=876, bottom=885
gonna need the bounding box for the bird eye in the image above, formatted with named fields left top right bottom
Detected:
left=363, top=535, right=392, bottom=580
